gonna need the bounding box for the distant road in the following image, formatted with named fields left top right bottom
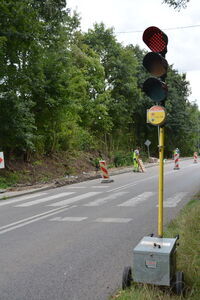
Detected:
left=0, top=159, right=199, bottom=300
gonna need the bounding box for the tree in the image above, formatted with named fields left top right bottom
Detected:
left=0, top=0, right=39, bottom=157
left=0, top=1, right=198, bottom=165
left=66, top=34, right=113, bottom=151
left=0, top=0, right=81, bottom=157
left=164, top=68, right=194, bottom=155
left=84, top=23, right=142, bottom=150
left=163, top=0, right=190, bottom=9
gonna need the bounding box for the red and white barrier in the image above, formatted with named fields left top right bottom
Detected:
left=193, top=152, right=198, bottom=163
left=174, top=153, right=180, bottom=170
left=99, top=160, right=114, bottom=183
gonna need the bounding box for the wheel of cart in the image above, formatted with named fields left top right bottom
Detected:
left=122, top=266, right=132, bottom=289
left=173, top=271, right=185, bottom=295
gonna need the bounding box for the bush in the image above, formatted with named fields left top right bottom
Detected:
left=72, top=129, right=97, bottom=151
left=113, top=151, right=132, bottom=167
left=0, top=172, right=20, bottom=189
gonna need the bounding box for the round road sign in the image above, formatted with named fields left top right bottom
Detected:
left=147, top=105, right=166, bottom=126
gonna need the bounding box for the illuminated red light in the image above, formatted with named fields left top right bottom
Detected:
left=143, top=26, right=168, bottom=53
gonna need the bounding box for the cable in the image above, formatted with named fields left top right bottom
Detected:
left=116, top=24, right=200, bottom=34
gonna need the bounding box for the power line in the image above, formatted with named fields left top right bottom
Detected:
left=116, top=24, right=200, bottom=34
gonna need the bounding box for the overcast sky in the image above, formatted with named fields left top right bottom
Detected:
left=67, top=0, right=200, bottom=108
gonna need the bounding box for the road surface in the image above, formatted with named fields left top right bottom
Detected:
left=0, top=159, right=199, bottom=299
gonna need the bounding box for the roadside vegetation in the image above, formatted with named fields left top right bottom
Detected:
left=112, top=194, right=200, bottom=300
left=0, top=1, right=200, bottom=180
left=0, top=150, right=138, bottom=189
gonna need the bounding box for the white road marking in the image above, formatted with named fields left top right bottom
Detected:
left=0, top=192, right=48, bottom=207
left=118, top=191, right=154, bottom=207
left=160, top=192, right=188, bottom=207
left=91, top=186, right=110, bottom=188
left=84, top=191, right=128, bottom=206
left=107, top=176, right=157, bottom=193
left=50, top=216, right=88, bottom=222
left=15, top=192, right=75, bottom=207
left=66, top=186, right=86, bottom=189
left=0, top=205, right=76, bottom=235
left=108, top=182, right=137, bottom=193
left=48, top=192, right=101, bottom=207
left=95, top=218, right=132, bottom=223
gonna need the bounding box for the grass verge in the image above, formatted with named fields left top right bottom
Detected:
left=112, top=194, right=200, bottom=300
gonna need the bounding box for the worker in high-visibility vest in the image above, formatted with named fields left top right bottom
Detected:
left=133, top=148, right=140, bottom=172
left=173, top=148, right=180, bottom=158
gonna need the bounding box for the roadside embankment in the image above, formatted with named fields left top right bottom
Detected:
left=0, top=158, right=193, bottom=200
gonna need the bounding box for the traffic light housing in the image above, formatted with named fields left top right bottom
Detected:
left=142, top=26, right=168, bottom=105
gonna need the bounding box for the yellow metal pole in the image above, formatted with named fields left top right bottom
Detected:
left=158, top=126, right=164, bottom=237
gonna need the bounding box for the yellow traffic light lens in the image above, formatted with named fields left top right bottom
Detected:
left=143, top=52, right=168, bottom=77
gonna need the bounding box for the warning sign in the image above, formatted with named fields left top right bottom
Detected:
left=138, top=159, right=146, bottom=172
left=0, top=152, right=5, bottom=169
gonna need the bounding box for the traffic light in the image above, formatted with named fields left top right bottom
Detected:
left=142, top=26, right=168, bottom=105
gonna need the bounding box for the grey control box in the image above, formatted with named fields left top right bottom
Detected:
left=133, top=236, right=177, bottom=286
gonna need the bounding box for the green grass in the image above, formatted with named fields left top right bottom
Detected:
left=0, top=172, right=21, bottom=189
left=112, top=195, right=200, bottom=300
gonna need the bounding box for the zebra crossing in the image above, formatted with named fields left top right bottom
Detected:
left=0, top=187, right=188, bottom=210
left=0, top=186, right=187, bottom=235
left=0, top=186, right=187, bottom=227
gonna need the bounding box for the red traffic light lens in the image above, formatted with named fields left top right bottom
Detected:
left=143, top=26, right=168, bottom=53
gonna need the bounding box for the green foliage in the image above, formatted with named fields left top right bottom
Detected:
left=0, top=172, right=21, bottom=189
left=71, top=128, right=97, bottom=151
left=164, top=69, right=199, bottom=156
left=113, top=151, right=132, bottom=167
left=0, top=1, right=199, bottom=165
left=164, top=198, right=200, bottom=299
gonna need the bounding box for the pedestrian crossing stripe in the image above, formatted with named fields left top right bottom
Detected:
left=0, top=192, right=48, bottom=207
left=3, top=190, right=187, bottom=209
left=50, top=216, right=88, bottom=222
left=84, top=191, right=128, bottom=207
left=156, top=192, right=188, bottom=207
left=118, top=191, right=154, bottom=207
left=48, top=192, right=101, bottom=207
left=49, top=217, right=132, bottom=223
left=15, top=192, right=75, bottom=207
left=95, top=218, right=132, bottom=223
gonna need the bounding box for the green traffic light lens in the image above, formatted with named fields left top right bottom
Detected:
left=143, top=78, right=167, bottom=102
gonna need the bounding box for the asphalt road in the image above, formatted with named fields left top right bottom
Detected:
left=0, top=159, right=199, bottom=300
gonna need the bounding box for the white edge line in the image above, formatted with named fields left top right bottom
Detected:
left=0, top=205, right=76, bottom=234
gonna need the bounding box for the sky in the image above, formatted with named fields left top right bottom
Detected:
left=67, top=0, right=200, bottom=108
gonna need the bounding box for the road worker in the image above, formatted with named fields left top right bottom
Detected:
left=173, top=148, right=180, bottom=158
left=173, top=148, right=180, bottom=156
left=133, top=148, right=140, bottom=172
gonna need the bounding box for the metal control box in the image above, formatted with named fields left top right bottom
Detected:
left=133, top=236, right=177, bottom=286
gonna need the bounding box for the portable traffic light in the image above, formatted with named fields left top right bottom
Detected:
left=142, top=26, right=168, bottom=105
